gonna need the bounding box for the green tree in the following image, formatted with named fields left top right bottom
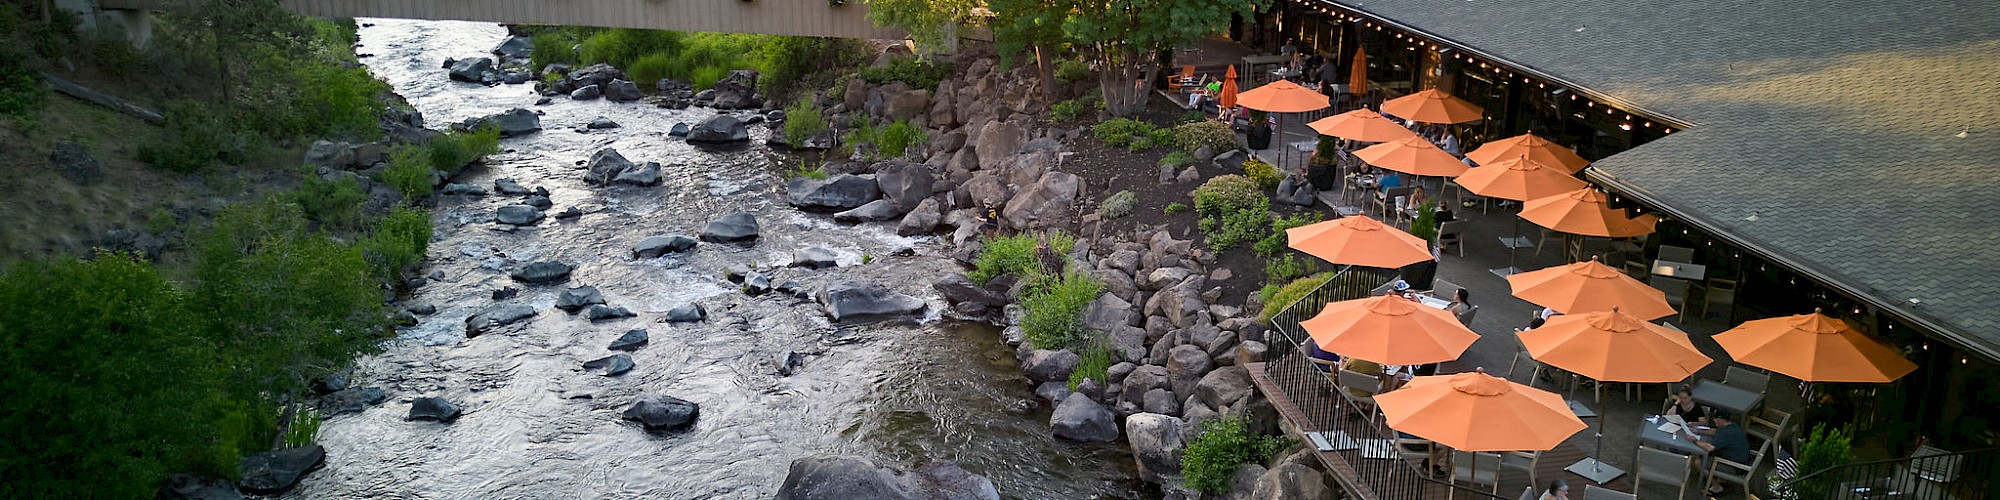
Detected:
left=993, top=0, right=1264, bottom=116
left=863, top=0, right=979, bottom=51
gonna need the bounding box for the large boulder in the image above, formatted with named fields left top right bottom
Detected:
left=461, top=108, right=540, bottom=137
left=974, top=120, right=1027, bottom=170
left=686, top=115, right=749, bottom=143
left=583, top=304, right=636, bottom=321
left=883, top=89, right=930, bottom=121
left=774, top=455, right=1000, bottom=500
left=1193, top=366, right=1253, bottom=409
left=1021, top=349, right=1081, bottom=383
left=997, top=150, right=1054, bottom=188
left=633, top=235, right=698, bottom=257
left=700, top=213, right=760, bottom=243
left=612, top=162, right=663, bottom=186
left=792, top=246, right=840, bottom=269
left=1001, top=171, right=1081, bottom=230
left=960, top=173, right=1009, bottom=209
left=1050, top=393, right=1119, bottom=442
left=236, top=445, right=324, bottom=494
left=570, top=84, right=602, bottom=101
left=491, top=36, right=532, bottom=63
left=1166, top=345, right=1215, bottom=398
left=602, top=79, right=643, bottom=101
left=510, top=261, right=573, bottom=284
left=564, top=63, right=626, bottom=90
left=1082, top=293, right=1137, bottom=333
left=623, top=396, right=700, bottom=431
left=586, top=148, right=637, bottom=184
left=897, top=197, right=944, bottom=236
left=1119, top=365, right=1172, bottom=408
left=1125, top=413, right=1186, bottom=483
left=788, top=174, right=881, bottom=210
left=1250, top=463, right=1334, bottom=500
left=833, top=200, right=902, bottom=223
left=665, top=303, right=706, bottom=322
left=407, top=397, right=461, bottom=422
left=321, top=387, right=388, bottom=416
left=465, top=304, right=536, bottom=337
left=447, top=57, right=494, bottom=82
left=876, top=163, right=936, bottom=213
left=554, top=286, right=606, bottom=312
left=708, top=70, right=761, bottom=109
left=819, top=282, right=925, bottom=321
left=496, top=205, right=543, bottom=226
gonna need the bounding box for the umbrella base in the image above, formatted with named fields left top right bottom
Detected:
left=1565, top=457, right=1626, bottom=484
left=1498, top=236, right=1536, bottom=248
left=1567, top=399, right=1597, bottom=418
left=1489, top=267, right=1525, bottom=277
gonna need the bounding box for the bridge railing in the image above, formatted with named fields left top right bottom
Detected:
left=1777, top=445, right=2000, bottom=499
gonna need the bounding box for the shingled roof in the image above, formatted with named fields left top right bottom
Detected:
left=1326, top=0, right=2000, bottom=356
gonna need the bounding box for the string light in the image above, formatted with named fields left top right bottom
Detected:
left=1619, top=123, right=1632, bottom=131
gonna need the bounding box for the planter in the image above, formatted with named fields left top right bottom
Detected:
left=1246, top=126, right=1272, bottom=150
left=1307, top=163, right=1337, bottom=191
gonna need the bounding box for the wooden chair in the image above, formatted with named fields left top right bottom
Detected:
left=1704, top=277, right=1738, bottom=320
left=1452, top=450, right=1502, bottom=493
left=1437, top=219, right=1467, bottom=256
left=1374, top=186, right=1415, bottom=221
left=1582, top=485, right=1636, bottom=500
left=1745, top=406, right=1793, bottom=450
left=1634, top=447, right=1696, bottom=500
left=1336, top=369, right=1384, bottom=425
left=1166, top=65, right=1196, bottom=93
left=1498, top=450, right=1541, bottom=495
left=1708, top=439, right=1771, bottom=496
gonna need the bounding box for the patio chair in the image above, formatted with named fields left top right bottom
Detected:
left=1437, top=220, right=1467, bottom=256
left=1336, top=369, right=1383, bottom=425
left=1634, top=447, right=1696, bottom=500
left=1723, top=366, right=1771, bottom=394
left=1708, top=439, right=1771, bottom=496
left=1375, top=186, right=1415, bottom=221
left=1506, top=347, right=1542, bottom=383
left=1623, top=260, right=1650, bottom=278
left=1657, top=244, right=1695, bottom=263
left=1911, top=443, right=1964, bottom=483
left=1745, top=406, right=1793, bottom=449
left=1581, top=485, right=1636, bottom=500
left=1394, top=437, right=1437, bottom=475
left=1516, top=486, right=1537, bottom=500
left=1704, top=278, right=1738, bottom=320
left=1498, top=450, right=1541, bottom=495
left=1166, top=65, right=1196, bottom=94
left=1457, top=304, right=1480, bottom=327
left=1452, top=450, right=1502, bottom=493
left=1648, top=276, right=1690, bottom=323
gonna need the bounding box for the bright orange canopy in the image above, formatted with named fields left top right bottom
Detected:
left=1713, top=309, right=1919, bottom=383
left=1219, top=66, right=1239, bottom=109
left=1374, top=370, right=1587, bottom=451
left=1466, top=133, right=1590, bottom=173
left=1355, top=135, right=1469, bottom=177
left=1519, top=309, right=1712, bottom=383
left=1348, top=47, right=1368, bottom=96
left=1235, top=79, right=1331, bottom=113
left=1520, top=188, right=1658, bottom=238
left=1506, top=257, right=1677, bottom=320
left=1380, top=88, right=1484, bottom=124
left=1302, top=295, right=1481, bottom=366
left=1453, top=155, right=1588, bottom=202
left=1286, top=216, right=1434, bottom=269
left=1307, top=108, right=1420, bottom=143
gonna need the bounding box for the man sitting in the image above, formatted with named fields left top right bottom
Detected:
left=1684, top=409, right=1752, bottom=495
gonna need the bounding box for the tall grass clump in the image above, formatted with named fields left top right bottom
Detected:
left=968, top=232, right=1075, bottom=285
left=1182, top=413, right=1294, bottom=494
left=1068, top=342, right=1115, bottom=390
left=1019, top=271, right=1104, bottom=349
left=782, top=96, right=828, bottom=145
left=1258, top=272, right=1336, bottom=323
left=875, top=119, right=927, bottom=159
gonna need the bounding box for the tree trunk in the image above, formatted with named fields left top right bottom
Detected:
left=1096, top=47, right=1150, bottom=117
left=1032, top=43, right=1058, bottom=103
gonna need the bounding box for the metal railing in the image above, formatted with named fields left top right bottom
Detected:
left=1777, top=445, right=1999, bottom=500
left=1262, top=266, right=1510, bottom=500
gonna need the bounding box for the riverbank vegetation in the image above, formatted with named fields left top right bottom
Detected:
left=527, top=27, right=870, bottom=99
left=1182, top=413, right=1295, bottom=494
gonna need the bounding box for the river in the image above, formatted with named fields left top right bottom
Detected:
left=282, top=18, right=1144, bottom=499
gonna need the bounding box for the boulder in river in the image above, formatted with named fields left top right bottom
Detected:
left=156, top=473, right=242, bottom=500
left=570, top=84, right=601, bottom=101
left=612, top=161, right=663, bottom=186
left=685, top=115, right=749, bottom=143
left=490, top=35, right=532, bottom=63
left=633, top=235, right=699, bottom=258
left=555, top=286, right=606, bottom=312
left=875, top=163, right=935, bottom=213
left=623, top=396, right=700, bottom=431
left=1022, top=349, right=1081, bottom=384
left=666, top=303, right=707, bottom=322
left=561, top=63, right=626, bottom=91
left=460, top=108, right=540, bottom=137
left=465, top=304, right=536, bottom=337
left=609, top=329, right=650, bottom=351
left=792, top=246, right=839, bottom=269
left=587, top=116, right=621, bottom=129
left=774, top=454, right=1000, bottom=500
left=584, top=304, right=636, bottom=321
left=447, top=57, right=494, bottom=82
left=1125, top=413, right=1185, bottom=483
left=668, top=122, right=691, bottom=137
left=583, top=354, right=634, bottom=376
left=700, top=213, right=760, bottom=243
left=787, top=174, right=880, bottom=210
left=237, top=445, right=325, bottom=494
left=494, top=177, right=531, bottom=195
left=322, top=387, right=388, bottom=416
left=1050, top=393, right=1119, bottom=442
left=407, top=397, right=461, bottom=423
left=833, top=200, right=902, bottom=223
left=510, top=261, right=573, bottom=284
left=602, top=79, right=643, bottom=101
left=819, top=281, right=926, bottom=321
left=495, top=204, right=543, bottom=226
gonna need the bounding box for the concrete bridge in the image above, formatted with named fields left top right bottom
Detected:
left=93, top=0, right=905, bottom=40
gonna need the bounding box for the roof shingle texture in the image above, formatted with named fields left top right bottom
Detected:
left=1332, top=0, right=2000, bottom=352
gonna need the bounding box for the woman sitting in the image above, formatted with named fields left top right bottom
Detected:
left=1662, top=384, right=1712, bottom=426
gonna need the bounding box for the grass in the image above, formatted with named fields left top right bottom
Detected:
left=1258, top=272, right=1337, bottom=323
left=1019, top=271, right=1105, bottom=350
left=1067, top=342, right=1114, bottom=390
left=787, top=163, right=828, bottom=180
left=782, top=96, right=828, bottom=145
left=967, top=231, right=1075, bottom=285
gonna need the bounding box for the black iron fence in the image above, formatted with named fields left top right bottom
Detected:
left=1262, top=266, right=1511, bottom=500
left=1778, top=445, right=1999, bottom=500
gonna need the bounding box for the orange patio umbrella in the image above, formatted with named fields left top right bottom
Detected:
left=1374, top=369, right=1586, bottom=451
left=1380, top=88, right=1484, bottom=124
left=1466, top=133, right=1590, bottom=173
left=1286, top=215, right=1434, bottom=269
left=1520, top=188, right=1658, bottom=238
left=1301, top=295, right=1481, bottom=366
left=1218, top=65, right=1238, bottom=109
left=1506, top=257, right=1677, bottom=320
left=1713, top=309, right=1919, bottom=383
left=1354, top=135, right=1470, bottom=177
left=1306, top=108, right=1420, bottom=143
left=1235, top=79, right=1331, bottom=113
left=1453, top=155, right=1588, bottom=202
left=1519, top=309, right=1711, bottom=384
left=1348, top=46, right=1368, bottom=96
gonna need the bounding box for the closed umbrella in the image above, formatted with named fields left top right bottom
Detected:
left=1520, top=308, right=1714, bottom=482
left=1301, top=295, right=1481, bottom=366
left=1236, top=79, right=1331, bottom=168
left=1456, top=155, right=1591, bottom=276
left=1286, top=215, right=1434, bottom=269
left=1466, top=132, right=1590, bottom=173
left=1306, top=108, right=1419, bottom=143
left=1348, top=46, right=1368, bottom=97
left=1354, top=135, right=1470, bottom=177
left=1713, top=309, right=1918, bottom=383
left=1380, top=88, right=1484, bottom=124
left=1219, top=65, right=1238, bottom=110
left=1506, top=257, right=1678, bottom=321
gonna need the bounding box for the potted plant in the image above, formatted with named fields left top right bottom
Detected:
left=1790, top=424, right=1855, bottom=499
left=1308, top=136, right=1341, bottom=190
left=1246, top=110, right=1272, bottom=150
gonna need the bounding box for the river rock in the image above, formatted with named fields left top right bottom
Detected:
left=1142, top=388, right=1180, bottom=415
left=1001, top=171, right=1080, bottom=230
left=584, top=354, right=635, bottom=376
left=447, top=57, right=494, bottom=82
left=407, top=397, right=461, bottom=422
left=613, top=162, right=663, bottom=186
left=1022, top=349, right=1081, bottom=383
left=322, top=387, right=388, bottom=416
left=491, top=35, right=531, bottom=63
left=465, top=304, right=536, bottom=337
left=700, top=213, right=760, bottom=243
left=1035, top=381, right=1072, bottom=405
left=1120, top=365, right=1171, bottom=408
left=602, top=79, right=642, bottom=101
left=787, top=174, right=880, bottom=210
left=876, top=163, right=936, bottom=213
left=1251, top=463, right=1333, bottom=500
left=587, top=116, right=621, bottom=129
left=1126, top=413, right=1185, bottom=482
left=1166, top=345, right=1214, bottom=398
left=623, top=396, right=700, bottom=431
left=157, top=473, right=242, bottom=500
left=1194, top=366, right=1253, bottom=409
left=686, top=115, right=749, bottom=143
left=742, top=272, right=773, bottom=296
left=1050, top=393, right=1119, bottom=442
left=554, top=206, right=583, bottom=219
left=833, top=199, right=902, bottom=222
left=496, top=204, right=543, bottom=226
left=897, top=197, right=943, bottom=236
left=461, top=108, right=540, bottom=137
left=584, top=304, right=636, bottom=321
left=608, top=329, right=650, bottom=351
left=236, top=445, right=324, bottom=494
left=510, top=261, right=572, bottom=284
left=792, top=246, right=839, bottom=269
left=974, top=120, right=1026, bottom=170
left=1083, top=293, right=1137, bottom=333
left=585, top=148, right=636, bottom=182
left=493, top=177, right=530, bottom=195
left=665, top=303, right=706, bottom=322
left=440, top=183, right=487, bottom=196
left=708, top=70, right=760, bottom=109
left=776, top=350, right=806, bottom=376
left=564, top=63, right=626, bottom=90
left=819, top=281, right=925, bottom=321
left=570, top=84, right=602, bottom=100
left=633, top=235, right=698, bottom=257
left=775, top=455, right=1000, bottom=500
left=933, top=274, right=996, bottom=312
left=555, top=286, right=605, bottom=312
left=960, top=173, right=1009, bottom=208
left=523, top=194, right=552, bottom=209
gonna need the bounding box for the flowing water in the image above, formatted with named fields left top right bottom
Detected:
left=284, top=19, right=1143, bottom=499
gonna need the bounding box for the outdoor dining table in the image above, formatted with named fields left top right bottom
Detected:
left=1651, top=259, right=1707, bottom=280
left=1638, top=415, right=1709, bottom=456
left=1691, top=379, right=1762, bottom=416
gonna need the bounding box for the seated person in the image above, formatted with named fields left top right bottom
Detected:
left=1685, top=409, right=1752, bottom=495
left=1662, top=385, right=1711, bottom=426
left=1377, top=171, right=1404, bottom=191
left=1304, top=340, right=1341, bottom=373
left=1528, top=306, right=1560, bottom=329
left=1382, top=279, right=1418, bottom=300
left=1446, top=288, right=1473, bottom=317
left=1406, top=186, right=1430, bottom=210
left=1339, top=357, right=1390, bottom=397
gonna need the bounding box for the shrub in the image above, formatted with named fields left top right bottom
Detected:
left=1255, top=211, right=1323, bottom=257
left=1126, top=135, right=1155, bottom=152
left=1263, top=254, right=1317, bottom=285
left=626, top=53, right=676, bottom=85
left=1164, top=202, right=1190, bottom=214
left=1068, top=342, right=1114, bottom=390
left=146, top=208, right=179, bottom=235
left=137, top=100, right=245, bottom=173
left=1258, top=272, right=1336, bottom=322
left=876, top=119, right=927, bottom=159
left=1093, top=118, right=1157, bottom=149
left=283, top=56, right=390, bottom=140
left=428, top=127, right=501, bottom=175
left=1159, top=151, right=1195, bottom=169
left=1019, top=271, right=1104, bottom=350
left=1794, top=424, right=1855, bottom=498
left=382, top=146, right=435, bottom=200
left=529, top=28, right=595, bottom=70
left=759, top=36, right=868, bottom=98
left=1054, top=59, right=1092, bottom=83
left=359, top=206, right=432, bottom=282
left=1206, top=199, right=1271, bottom=252
left=858, top=58, right=948, bottom=89
left=968, top=232, right=1075, bottom=285
left=1173, top=120, right=1237, bottom=154
left=292, top=175, right=367, bottom=231
left=1050, top=98, right=1087, bottom=122
left=1242, top=158, right=1281, bottom=190
left=782, top=96, right=829, bottom=145
left=1408, top=202, right=1438, bottom=244
left=1097, top=190, right=1137, bottom=219
left=1183, top=413, right=1294, bottom=494
left=1147, top=127, right=1174, bottom=148
left=0, top=53, right=41, bottom=119
left=1191, top=175, right=1265, bottom=218
left=579, top=28, right=685, bottom=70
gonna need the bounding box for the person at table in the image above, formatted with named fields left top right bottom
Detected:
left=1684, top=409, right=1752, bottom=495
left=1383, top=279, right=1418, bottom=300
left=1528, top=306, right=1560, bottom=329
left=1405, top=185, right=1429, bottom=211
left=1446, top=288, right=1473, bottom=318
left=1338, top=357, right=1387, bottom=397
left=1376, top=171, right=1403, bottom=192
left=1539, top=479, right=1569, bottom=500
left=1280, top=39, right=1299, bottom=70
left=1304, top=340, right=1341, bottom=373
left=1440, top=130, right=1463, bottom=157
left=1662, top=384, right=1711, bottom=426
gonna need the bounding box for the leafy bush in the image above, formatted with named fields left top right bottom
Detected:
left=146, top=208, right=180, bottom=235
left=1255, top=211, right=1323, bottom=256
left=858, top=57, right=948, bottom=89
left=359, top=206, right=432, bottom=282
left=1055, top=59, right=1092, bottom=83
left=1173, top=120, right=1237, bottom=154
left=382, top=146, right=435, bottom=200
left=968, top=232, right=1076, bottom=285
left=1068, top=342, right=1114, bottom=390
left=1259, top=272, right=1337, bottom=322
left=1160, top=151, right=1195, bottom=169
left=137, top=100, right=247, bottom=173
left=1126, top=135, right=1155, bottom=152
left=1164, top=202, right=1190, bottom=214
left=1264, top=254, right=1316, bottom=285
left=1019, top=271, right=1105, bottom=350
left=1242, top=158, right=1281, bottom=190
left=428, top=127, right=501, bottom=175
left=783, top=96, right=829, bottom=145
left=579, top=28, right=686, bottom=70
left=1183, top=413, right=1294, bottom=494
left=279, top=55, right=390, bottom=140
left=0, top=48, right=43, bottom=119
left=1794, top=424, right=1855, bottom=498
left=292, top=175, right=367, bottom=230
left=1050, top=98, right=1089, bottom=122
left=759, top=36, right=868, bottom=98
left=529, top=28, right=596, bottom=70
left=626, top=52, right=677, bottom=85
left=1191, top=175, right=1265, bottom=218
left=1206, top=199, right=1271, bottom=252
left=876, top=119, right=927, bottom=159
left=1093, top=118, right=1158, bottom=149
left=1408, top=202, right=1438, bottom=244
left=1098, top=190, right=1137, bottom=219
